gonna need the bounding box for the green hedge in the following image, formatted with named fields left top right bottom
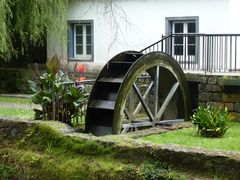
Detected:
left=0, top=68, right=34, bottom=93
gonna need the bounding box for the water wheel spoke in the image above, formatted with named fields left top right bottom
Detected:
left=121, top=126, right=129, bottom=134
left=153, top=66, right=160, bottom=116
left=132, top=82, right=154, bottom=122
left=134, top=127, right=139, bottom=131
left=124, top=108, right=131, bottom=119
left=156, top=82, right=180, bottom=121
left=132, top=81, right=154, bottom=116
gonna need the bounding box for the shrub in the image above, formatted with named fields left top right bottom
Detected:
left=28, top=56, right=88, bottom=125
left=191, top=106, right=231, bottom=138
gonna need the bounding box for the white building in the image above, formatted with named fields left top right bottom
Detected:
left=47, top=0, right=240, bottom=73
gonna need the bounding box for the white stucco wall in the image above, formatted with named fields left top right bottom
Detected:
left=229, top=0, right=240, bottom=33
left=49, top=0, right=237, bottom=67
left=47, top=31, right=67, bottom=65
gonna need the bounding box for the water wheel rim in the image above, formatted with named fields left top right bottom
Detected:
left=113, top=51, right=191, bottom=134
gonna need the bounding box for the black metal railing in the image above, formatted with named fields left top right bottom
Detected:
left=141, top=34, right=240, bottom=74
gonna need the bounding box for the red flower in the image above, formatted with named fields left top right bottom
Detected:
left=77, top=76, right=86, bottom=81
left=76, top=64, right=86, bottom=73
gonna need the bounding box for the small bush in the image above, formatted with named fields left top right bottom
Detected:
left=28, top=56, right=88, bottom=125
left=191, top=106, right=231, bottom=138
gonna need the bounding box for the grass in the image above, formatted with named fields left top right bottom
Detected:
left=0, top=96, right=34, bottom=119
left=141, top=121, right=240, bottom=152
left=0, top=96, right=31, bottom=104
left=0, top=108, right=34, bottom=119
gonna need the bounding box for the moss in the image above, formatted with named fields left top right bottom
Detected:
left=17, top=123, right=114, bottom=156
left=67, top=138, right=114, bottom=155
left=0, top=147, right=139, bottom=180
left=136, top=162, right=188, bottom=180
left=0, top=147, right=191, bottom=180
left=0, top=163, right=17, bottom=180
left=18, top=124, right=63, bottom=150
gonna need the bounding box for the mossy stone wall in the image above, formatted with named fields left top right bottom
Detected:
left=186, top=74, right=240, bottom=120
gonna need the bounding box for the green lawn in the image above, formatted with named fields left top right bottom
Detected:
left=0, top=96, right=31, bottom=104
left=0, top=96, right=34, bottom=119
left=141, top=122, right=240, bottom=152
left=0, top=108, right=34, bottom=119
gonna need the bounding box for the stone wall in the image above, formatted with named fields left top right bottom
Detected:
left=186, top=74, right=240, bottom=120
left=0, top=118, right=35, bottom=139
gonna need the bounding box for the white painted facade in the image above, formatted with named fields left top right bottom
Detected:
left=47, top=0, right=240, bottom=69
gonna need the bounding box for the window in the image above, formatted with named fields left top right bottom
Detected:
left=172, top=21, right=196, bottom=56
left=68, top=21, right=93, bottom=61
left=165, top=16, right=199, bottom=58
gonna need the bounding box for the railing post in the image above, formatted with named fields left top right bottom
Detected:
left=230, top=36, right=232, bottom=71
left=170, top=34, right=173, bottom=56
left=161, top=35, right=164, bottom=52
left=206, top=35, right=209, bottom=73
left=235, top=36, right=237, bottom=70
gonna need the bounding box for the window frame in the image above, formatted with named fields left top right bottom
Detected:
left=165, top=16, right=199, bottom=35
left=172, top=21, right=196, bottom=56
left=68, top=20, right=94, bottom=62
left=165, top=16, right=199, bottom=63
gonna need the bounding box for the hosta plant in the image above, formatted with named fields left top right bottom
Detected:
left=191, top=106, right=231, bottom=138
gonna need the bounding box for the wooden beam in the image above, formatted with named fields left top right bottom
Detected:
left=156, top=82, right=179, bottom=120
left=133, top=83, right=154, bottom=122
left=133, top=81, right=154, bottom=116
left=155, top=119, right=184, bottom=125
left=122, top=121, right=153, bottom=128
left=124, top=109, right=131, bottom=119
left=154, top=66, right=159, bottom=116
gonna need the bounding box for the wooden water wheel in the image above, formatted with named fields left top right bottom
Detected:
left=86, top=51, right=191, bottom=136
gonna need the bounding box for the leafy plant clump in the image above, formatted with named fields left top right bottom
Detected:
left=191, top=106, right=231, bottom=138
left=28, top=56, right=88, bottom=125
